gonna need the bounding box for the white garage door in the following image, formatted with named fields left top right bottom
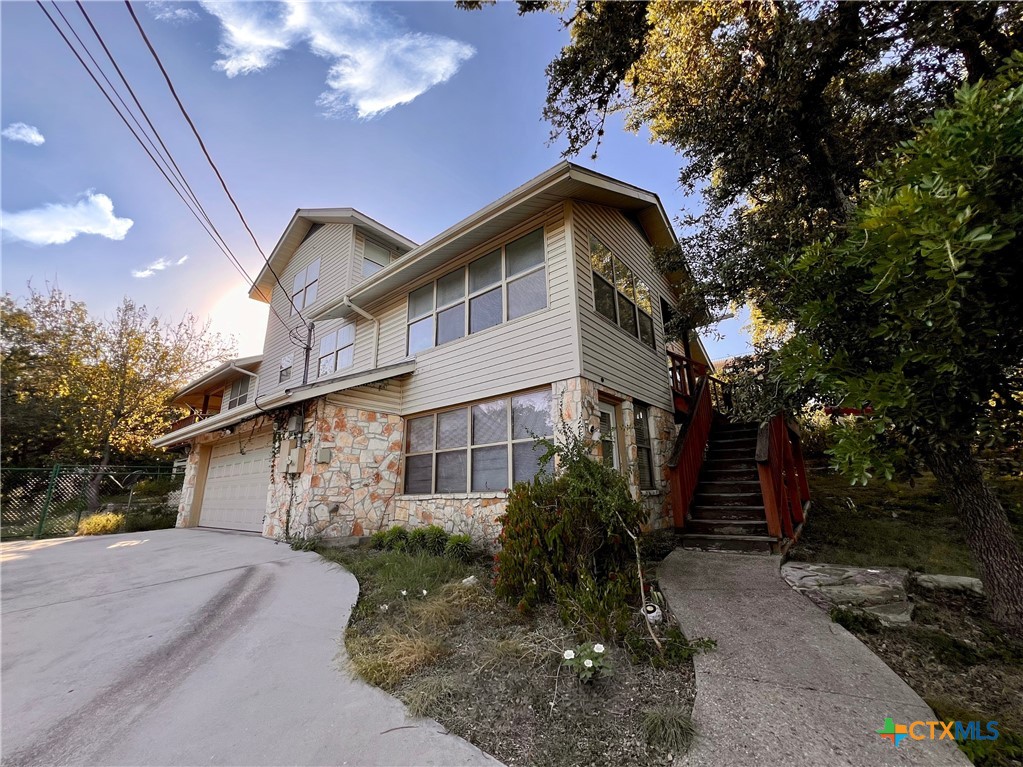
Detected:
left=199, top=432, right=272, bottom=532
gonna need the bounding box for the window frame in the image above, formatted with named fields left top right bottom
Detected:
left=279, top=354, right=293, bottom=384
left=290, top=258, right=320, bottom=315
left=361, top=237, right=395, bottom=279
left=405, top=227, right=548, bottom=356
left=226, top=377, right=250, bottom=410
left=402, top=388, right=554, bottom=495
left=317, top=323, right=356, bottom=379
left=589, top=236, right=657, bottom=350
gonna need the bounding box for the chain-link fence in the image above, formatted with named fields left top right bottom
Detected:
left=0, top=465, right=184, bottom=540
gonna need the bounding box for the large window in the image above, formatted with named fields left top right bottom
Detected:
left=404, top=389, right=553, bottom=494
left=362, top=239, right=393, bottom=278
left=634, top=404, right=656, bottom=490
left=406, top=228, right=547, bottom=356
left=590, top=237, right=656, bottom=349
left=226, top=377, right=250, bottom=410
left=317, top=324, right=355, bottom=378
left=291, top=258, right=320, bottom=315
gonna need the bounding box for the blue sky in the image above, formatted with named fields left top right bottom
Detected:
left=1, top=1, right=750, bottom=359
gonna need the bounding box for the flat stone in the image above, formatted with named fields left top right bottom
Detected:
left=912, top=573, right=984, bottom=596
left=864, top=601, right=915, bottom=626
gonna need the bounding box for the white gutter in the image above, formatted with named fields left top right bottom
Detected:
left=342, top=296, right=379, bottom=368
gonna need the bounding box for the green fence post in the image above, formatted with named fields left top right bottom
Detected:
left=35, top=464, right=61, bottom=539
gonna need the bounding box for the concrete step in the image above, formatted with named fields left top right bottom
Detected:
left=690, top=504, right=767, bottom=520
left=680, top=533, right=777, bottom=554
left=685, top=518, right=769, bottom=536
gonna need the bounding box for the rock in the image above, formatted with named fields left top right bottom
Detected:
left=864, top=601, right=914, bottom=626
left=461, top=575, right=478, bottom=586
left=912, top=573, right=984, bottom=596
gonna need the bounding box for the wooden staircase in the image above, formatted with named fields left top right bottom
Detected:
left=665, top=351, right=810, bottom=555
left=681, top=422, right=777, bottom=553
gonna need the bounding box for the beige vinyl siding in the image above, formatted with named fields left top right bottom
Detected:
left=325, top=378, right=404, bottom=413
left=257, top=223, right=354, bottom=400
left=364, top=203, right=580, bottom=415
left=572, top=201, right=677, bottom=411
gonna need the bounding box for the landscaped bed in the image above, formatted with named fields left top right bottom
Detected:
left=791, top=468, right=1023, bottom=766
left=318, top=540, right=701, bottom=767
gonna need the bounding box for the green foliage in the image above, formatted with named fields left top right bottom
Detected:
left=494, top=428, right=646, bottom=628
left=444, top=534, right=475, bottom=562
left=929, top=699, right=1023, bottom=767
left=122, top=510, right=176, bottom=533
left=77, top=512, right=125, bottom=536
left=555, top=567, right=634, bottom=641
left=797, top=407, right=839, bottom=459
left=625, top=625, right=717, bottom=669
left=422, top=525, right=450, bottom=556
left=381, top=526, right=409, bottom=552
left=370, top=529, right=388, bottom=549
left=131, top=476, right=178, bottom=498
left=829, top=607, right=882, bottom=635
left=642, top=706, right=696, bottom=754
left=561, top=640, right=612, bottom=683
left=407, top=527, right=430, bottom=553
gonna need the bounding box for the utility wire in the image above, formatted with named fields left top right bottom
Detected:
left=123, top=1, right=310, bottom=329
left=36, top=1, right=308, bottom=349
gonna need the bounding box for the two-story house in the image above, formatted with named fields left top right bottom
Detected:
left=155, top=162, right=722, bottom=545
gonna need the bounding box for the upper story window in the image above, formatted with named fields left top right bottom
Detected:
left=406, top=228, right=547, bottom=356
left=362, top=240, right=394, bottom=278
left=291, top=258, right=320, bottom=315
left=590, top=237, right=656, bottom=350
left=404, top=389, right=553, bottom=495
left=226, top=377, right=250, bottom=410
left=279, top=355, right=293, bottom=384
left=634, top=404, right=656, bottom=490
left=317, top=324, right=355, bottom=378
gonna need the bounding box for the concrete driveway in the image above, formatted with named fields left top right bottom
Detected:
left=1, top=529, right=498, bottom=766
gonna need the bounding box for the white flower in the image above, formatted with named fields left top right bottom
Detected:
left=593, top=643, right=605, bottom=654
left=584, top=659, right=593, bottom=668
left=422, top=589, right=428, bottom=596
left=380, top=604, right=389, bottom=612
left=400, top=589, right=407, bottom=596
left=563, top=650, right=575, bottom=660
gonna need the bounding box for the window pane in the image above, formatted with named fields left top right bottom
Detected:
left=305, top=281, right=317, bottom=308
left=469, top=250, right=501, bottom=292
left=436, top=450, right=467, bottom=493
left=638, top=446, right=655, bottom=490
left=306, top=258, right=320, bottom=282
left=437, top=269, right=465, bottom=306
left=471, top=445, right=507, bottom=491
left=590, top=237, right=614, bottom=281
left=408, top=317, right=434, bottom=355
left=407, top=416, right=434, bottom=453
left=594, top=276, right=616, bottom=322
left=293, top=268, right=305, bottom=293
left=318, top=355, right=334, bottom=378
left=469, top=288, right=502, bottom=334
left=507, top=268, right=547, bottom=320
left=362, top=259, right=383, bottom=277
left=405, top=454, right=432, bottom=494
left=408, top=284, right=434, bottom=320
left=336, top=346, right=354, bottom=370
left=634, top=406, right=651, bottom=446
left=513, top=442, right=546, bottom=485
left=338, top=323, right=355, bottom=347
left=634, top=279, right=653, bottom=314
left=319, top=332, right=335, bottom=356
left=472, top=400, right=507, bottom=444
left=506, top=228, right=544, bottom=276
left=437, top=303, right=465, bottom=345
left=599, top=410, right=615, bottom=468
left=638, top=312, right=655, bottom=348
left=618, top=293, right=638, bottom=336
left=364, top=241, right=390, bottom=268
left=437, top=408, right=467, bottom=449
left=615, top=260, right=636, bottom=300
left=512, top=391, right=552, bottom=439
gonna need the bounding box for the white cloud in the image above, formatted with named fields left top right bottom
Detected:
left=197, top=1, right=475, bottom=118
left=1, top=192, right=133, bottom=246
left=133, top=254, right=190, bottom=279
left=2, top=123, right=45, bottom=146
left=147, top=1, right=199, bottom=23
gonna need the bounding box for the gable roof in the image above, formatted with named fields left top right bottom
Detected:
left=172, top=354, right=263, bottom=400
left=311, top=162, right=680, bottom=321
left=248, top=209, right=418, bottom=303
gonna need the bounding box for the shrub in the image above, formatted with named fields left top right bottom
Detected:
left=369, top=529, right=388, bottom=549
left=495, top=428, right=645, bottom=623
left=132, top=476, right=179, bottom=498
left=381, top=526, right=409, bottom=551
left=798, top=406, right=839, bottom=458
left=122, top=510, right=176, bottom=533
left=555, top=567, right=633, bottom=640
left=77, top=512, right=125, bottom=536
left=422, top=525, right=449, bottom=556
left=444, top=534, right=475, bottom=562
left=407, top=527, right=429, bottom=553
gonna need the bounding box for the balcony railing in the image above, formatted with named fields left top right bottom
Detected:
left=668, top=351, right=731, bottom=414
left=169, top=411, right=215, bottom=432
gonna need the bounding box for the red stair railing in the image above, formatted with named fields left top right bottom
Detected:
left=667, top=376, right=714, bottom=529
left=755, top=414, right=810, bottom=548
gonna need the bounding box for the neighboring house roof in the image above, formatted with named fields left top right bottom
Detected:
left=173, top=355, right=263, bottom=400
left=311, top=161, right=680, bottom=322
left=249, top=209, right=418, bottom=302
left=154, top=360, right=415, bottom=448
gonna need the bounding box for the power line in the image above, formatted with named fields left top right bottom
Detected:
left=35, top=1, right=308, bottom=350
left=123, top=1, right=309, bottom=328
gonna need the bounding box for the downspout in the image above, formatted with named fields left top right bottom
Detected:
left=342, top=296, right=379, bottom=368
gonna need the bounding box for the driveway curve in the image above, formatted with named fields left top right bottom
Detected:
left=1, top=529, right=498, bottom=767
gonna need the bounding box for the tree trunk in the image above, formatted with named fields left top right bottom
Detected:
left=923, top=443, right=1023, bottom=632
left=85, top=441, right=113, bottom=514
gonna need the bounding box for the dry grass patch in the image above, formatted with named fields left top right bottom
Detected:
left=347, top=627, right=446, bottom=690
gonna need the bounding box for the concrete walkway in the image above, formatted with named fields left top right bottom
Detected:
left=1, top=529, right=498, bottom=766
left=658, top=550, right=970, bottom=767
